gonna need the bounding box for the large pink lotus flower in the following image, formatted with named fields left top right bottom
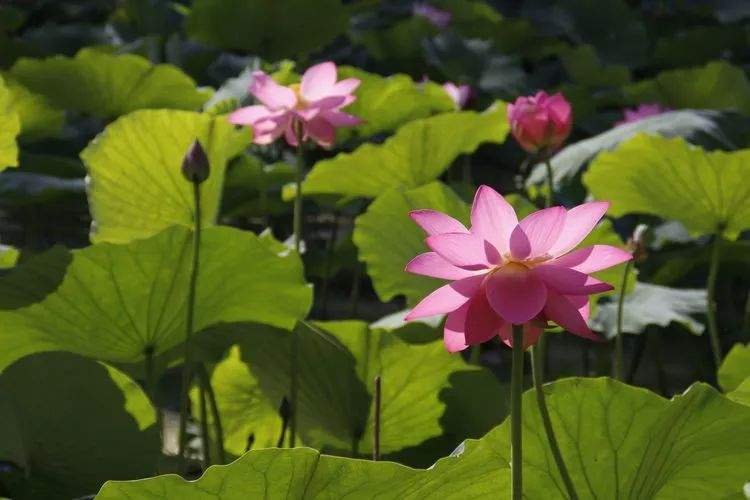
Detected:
left=443, top=82, right=472, bottom=110
left=228, top=62, right=362, bottom=148
left=507, top=91, right=572, bottom=155
left=404, top=186, right=632, bottom=351
left=614, top=103, right=669, bottom=127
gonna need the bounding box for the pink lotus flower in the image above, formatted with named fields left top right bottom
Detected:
left=443, top=82, right=472, bottom=110
left=413, top=3, right=452, bottom=29
left=228, top=62, right=362, bottom=148
left=404, top=185, right=632, bottom=351
left=507, top=91, right=572, bottom=155
left=615, top=103, right=669, bottom=127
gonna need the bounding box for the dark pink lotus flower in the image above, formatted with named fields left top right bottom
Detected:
left=615, top=103, right=669, bottom=127
left=404, top=185, right=632, bottom=351
left=443, top=82, right=471, bottom=109
left=507, top=91, right=572, bottom=154
left=229, top=62, right=362, bottom=148
left=413, top=2, right=452, bottom=29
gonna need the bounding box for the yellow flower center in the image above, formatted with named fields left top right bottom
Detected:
left=288, top=83, right=308, bottom=109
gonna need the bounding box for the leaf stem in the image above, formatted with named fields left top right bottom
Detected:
left=614, top=259, right=633, bottom=380
left=706, top=234, right=723, bottom=367
left=373, top=375, right=381, bottom=461
left=510, top=324, right=524, bottom=500
left=178, top=181, right=202, bottom=470
left=197, top=364, right=225, bottom=464
left=198, top=371, right=210, bottom=468
left=290, top=122, right=305, bottom=448
left=544, top=159, right=554, bottom=207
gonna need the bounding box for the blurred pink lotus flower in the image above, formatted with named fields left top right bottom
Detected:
left=443, top=82, right=472, bottom=109
left=413, top=2, right=452, bottom=29
left=229, top=62, right=362, bottom=148
left=615, top=103, right=669, bottom=126
left=404, top=185, right=631, bottom=351
left=507, top=91, right=572, bottom=155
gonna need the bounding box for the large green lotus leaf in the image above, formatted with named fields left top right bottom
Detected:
left=10, top=48, right=209, bottom=118
left=584, top=134, right=750, bottom=239
left=337, top=67, right=453, bottom=139
left=3, top=76, right=64, bottom=141
left=727, top=378, right=750, bottom=407
left=97, top=378, right=750, bottom=499
left=718, top=343, right=750, bottom=392
left=0, top=352, right=159, bottom=500
left=0, top=225, right=311, bottom=370
left=0, top=74, right=20, bottom=171
left=353, top=181, right=469, bottom=305
left=303, top=103, right=509, bottom=199
left=623, top=61, right=750, bottom=114
left=81, top=109, right=250, bottom=244
left=590, top=282, right=706, bottom=339
left=186, top=0, right=349, bottom=60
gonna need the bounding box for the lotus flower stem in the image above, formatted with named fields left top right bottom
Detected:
left=197, top=364, right=225, bottom=464
left=614, top=259, right=633, bottom=380
left=510, top=324, right=524, bottom=500
left=373, top=375, right=382, bottom=461
left=706, top=234, right=723, bottom=367
left=544, top=159, right=554, bottom=207
left=276, top=398, right=290, bottom=447
left=198, top=372, right=211, bottom=468
left=178, top=181, right=202, bottom=470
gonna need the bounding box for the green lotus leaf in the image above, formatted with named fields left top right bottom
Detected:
left=0, top=225, right=311, bottom=371
left=3, top=76, right=64, bottom=141
left=186, top=0, right=349, bottom=60
left=97, top=378, right=750, bottom=499
left=10, top=48, right=209, bottom=119
left=718, top=343, right=750, bottom=392
left=584, top=134, right=750, bottom=239
left=303, top=103, right=509, bottom=199
left=0, top=74, right=20, bottom=171
left=0, top=352, right=160, bottom=500
left=81, top=109, right=250, bottom=244
left=727, top=377, right=750, bottom=407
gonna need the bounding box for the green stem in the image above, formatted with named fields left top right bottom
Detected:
left=178, top=181, right=202, bottom=469
left=531, top=341, right=579, bottom=500
left=198, top=364, right=226, bottom=465
left=544, top=159, right=554, bottom=207
left=706, top=234, right=723, bottom=368
left=510, top=325, right=524, bottom=500
left=373, top=375, right=381, bottom=461
left=469, top=344, right=481, bottom=365
left=289, top=123, right=305, bottom=448
left=743, top=291, right=750, bottom=341
left=143, top=347, right=163, bottom=435
left=614, top=259, right=633, bottom=381
left=198, top=372, right=210, bottom=468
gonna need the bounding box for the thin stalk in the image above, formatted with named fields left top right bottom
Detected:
left=531, top=342, right=578, bottom=500
left=613, top=259, right=633, bottom=380
left=276, top=398, right=290, bottom=448
left=706, top=234, right=723, bottom=367
left=289, top=123, right=305, bottom=447
left=373, top=375, right=381, bottom=461
left=178, top=182, right=202, bottom=468
left=350, top=264, right=362, bottom=317
left=198, top=364, right=226, bottom=465
left=510, top=325, right=524, bottom=500
left=461, top=155, right=472, bottom=185
left=198, top=373, right=210, bottom=468
left=544, top=159, right=554, bottom=207
left=743, top=291, right=750, bottom=340
left=469, top=344, right=481, bottom=365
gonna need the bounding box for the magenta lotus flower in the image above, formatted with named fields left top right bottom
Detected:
left=443, top=82, right=471, bottom=110
left=228, top=62, right=362, bottom=148
left=413, top=3, right=452, bottom=29
left=404, top=185, right=632, bottom=352
left=615, top=103, right=669, bottom=127
left=507, top=91, right=572, bottom=154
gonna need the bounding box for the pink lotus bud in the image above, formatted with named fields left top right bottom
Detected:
left=507, top=91, right=572, bottom=155
left=181, top=139, right=210, bottom=184
left=614, top=103, right=669, bottom=127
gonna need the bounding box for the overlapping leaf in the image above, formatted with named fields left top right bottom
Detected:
left=98, top=378, right=750, bottom=499
left=0, top=225, right=311, bottom=371
left=0, top=74, right=20, bottom=170
left=0, top=352, right=160, bottom=500
left=584, top=134, right=750, bottom=239
left=718, top=343, right=750, bottom=392
left=302, top=103, right=509, bottom=199
left=81, top=109, right=250, bottom=244
left=3, top=76, right=64, bottom=141
left=10, top=48, right=209, bottom=118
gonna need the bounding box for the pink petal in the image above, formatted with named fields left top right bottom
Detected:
left=485, top=265, right=547, bottom=324
left=304, top=117, right=336, bottom=148
left=330, top=78, right=361, bottom=96
left=253, top=113, right=291, bottom=145
left=514, top=206, right=566, bottom=259
left=444, top=302, right=470, bottom=352
left=405, top=252, right=482, bottom=280
left=228, top=105, right=274, bottom=125
left=410, top=210, right=468, bottom=236
left=296, top=96, right=349, bottom=121
left=250, top=71, right=296, bottom=110
left=301, top=62, right=337, bottom=101
left=544, top=291, right=599, bottom=340
left=547, top=202, right=609, bottom=257
left=533, top=264, right=614, bottom=295
left=426, top=232, right=492, bottom=270
left=405, top=275, right=484, bottom=320
left=320, top=109, right=363, bottom=127
left=464, top=286, right=505, bottom=345
left=551, top=245, right=632, bottom=273
left=469, top=185, right=518, bottom=254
